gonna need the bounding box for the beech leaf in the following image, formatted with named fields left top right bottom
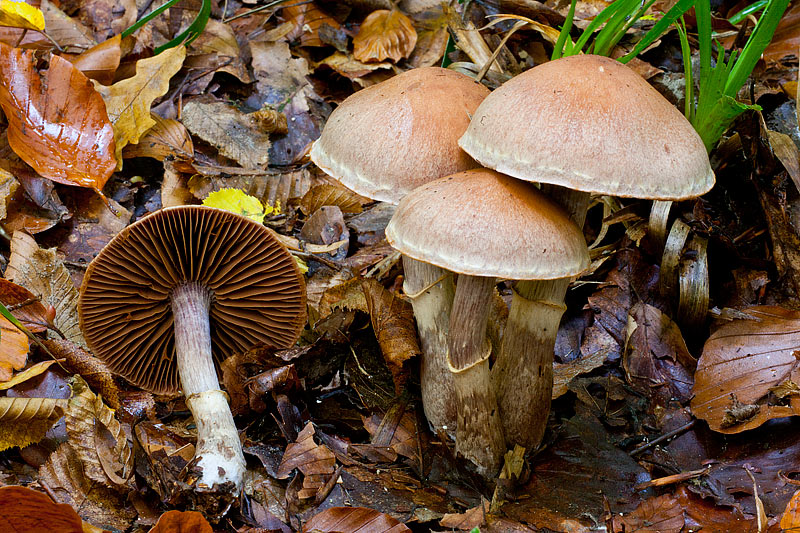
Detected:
left=302, top=507, right=411, bottom=532
left=202, top=188, right=270, bottom=223
left=353, top=9, right=417, bottom=63
left=0, top=486, right=82, bottom=532
left=0, top=0, right=44, bottom=30
left=0, top=41, right=116, bottom=192
left=149, top=510, right=212, bottom=533
left=0, top=396, right=67, bottom=451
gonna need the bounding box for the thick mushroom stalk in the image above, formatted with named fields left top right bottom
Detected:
left=402, top=257, right=457, bottom=434
left=172, top=282, right=245, bottom=491
left=448, top=275, right=505, bottom=475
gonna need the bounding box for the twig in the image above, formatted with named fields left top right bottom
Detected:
left=629, top=420, right=695, bottom=456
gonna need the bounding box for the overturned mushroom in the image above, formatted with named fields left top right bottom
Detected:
left=78, top=206, right=306, bottom=515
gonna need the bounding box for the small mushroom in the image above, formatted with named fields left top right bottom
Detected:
left=458, top=54, right=714, bottom=450
left=386, top=169, right=589, bottom=474
left=79, top=206, right=306, bottom=515
left=310, top=66, right=489, bottom=435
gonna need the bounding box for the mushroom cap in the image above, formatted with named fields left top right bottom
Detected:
left=310, top=67, right=490, bottom=204
left=458, top=55, right=714, bottom=200
left=78, top=206, right=307, bottom=394
left=385, top=168, right=590, bottom=279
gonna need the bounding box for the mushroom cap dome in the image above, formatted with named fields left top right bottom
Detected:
left=79, top=206, right=307, bottom=394
left=459, top=55, right=714, bottom=200
left=310, top=66, right=490, bottom=204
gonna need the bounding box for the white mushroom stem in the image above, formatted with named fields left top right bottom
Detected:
left=492, top=189, right=590, bottom=450
left=172, top=282, right=246, bottom=492
left=402, top=257, right=456, bottom=435
left=448, top=274, right=505, bottom=475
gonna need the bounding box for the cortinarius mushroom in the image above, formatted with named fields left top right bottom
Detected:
left=79, top=206, right=306, bottom=511
left=311, top=66, right=489, bottom=435
left=458, top=54, right=714, bottom=450
left=386, top=169, right=589, bottom=473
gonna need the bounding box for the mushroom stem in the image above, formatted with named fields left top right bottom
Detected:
left=448, top=274, right=505, bottom=475
left=492, top=189, right=590, bottom=450
left=402, top=256, right=456, bottom=435
left=172, top=282, right=246, bottom=492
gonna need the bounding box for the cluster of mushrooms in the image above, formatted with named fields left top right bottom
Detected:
left=311, top=55, right=714, bottom=475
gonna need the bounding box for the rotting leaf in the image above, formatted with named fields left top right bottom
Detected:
left=780, top=489, right=800, bottom=531
left=94, top=44, right=185, bottom=167
left=353, top=9, right=417, bottom=63
left=0, top=41, right=116, bottom=193
left=0, top=485, right=82, bottom=532
left=43, top=338, right=119, bottom=410
left=362, top=408, right=418, bottom=461
left=277, top=422, right=336, bottom=501
left=302, top=506, right=411, bottom=533
left=123, top=113, right=194, bottom=161
left=65, top=375, right=131, bottom=487
left=181, top=99, right=271, bottom=170
left=0, top=396, right=67, bottom=451
left=148, top=510, right=212, bottom=533
left=300, top=184, right=364, bottom=215
left=612, top=494, right=684, bottom=533
left=691, top=306, right=800, bottom=433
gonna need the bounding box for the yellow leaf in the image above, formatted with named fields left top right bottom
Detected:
left=0, top=360, right=58, bottom=391
left=353, top=9, right=417, bottom=63
left=94, top=46, right=186, bottom=169
left=294, top=256, right=308, bottom=274
left=0, top=0, right=44, bottom=31
left=0, top=397, right=67, bottom=451
left=202, top=188, right=271, bottom=224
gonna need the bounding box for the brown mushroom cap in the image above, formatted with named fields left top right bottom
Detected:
left=385, top=168, right=590, bottom=280
left=78, top=206, right=307, bottom=394
left=310, top=67, right=490, bottom=204
left=458, top=55, right=714, bottom=200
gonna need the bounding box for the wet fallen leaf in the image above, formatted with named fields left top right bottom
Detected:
left=94, top=44, right=185, bottom=166
left=0, top=41, right=116, bottom=192
left=182, top=99, right=271, bottom=170
left=780, top=489, right=800, bottom=530
left=149, top=510, right=212, bottom=533
left=612, top=494, right=684, bottom=532
left=6, top=231, right=86, bottom=347
left=0, top=0, right=44, bottom=30
left=354, top=9, right=417, bottom=63
left=123, top=113, right=194, bottom=161
left=0, top=485, right=82, bottom=532
left=0, top=396, right=67, bottom=451
left=302, top=506, right=411, bottom=532
left=65, top=375, right=131, bottom=487
left=300, top=184, right=364, bottom=215
left=67, top=34, right=122, bottom=85
left=691, top=306, right=800, bottom=433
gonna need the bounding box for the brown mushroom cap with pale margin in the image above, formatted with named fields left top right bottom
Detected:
left=79, top=206, right=307, bottom=395
left=458, top=54, right=714, bottom=200
left=310, top=66, right=490, bottom=205
left=386, top=169, right=590, bottom=280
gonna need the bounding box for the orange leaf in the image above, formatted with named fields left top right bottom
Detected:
left=353, top=9, right=417, bottom=63
left=302, top=507, right=411, bottom=532
left=0, top=41, right=116, bottom=192
left=0, top=485, right=83, bottom=532
left=0, top=313, right=28, bottom=382
left=148, top=510, right=212, bottom=533
left=282, top=2, right=341, bottom=48
left=66, top=34, right=122, bottom=85
left=781, top=489, right=800, bottom=530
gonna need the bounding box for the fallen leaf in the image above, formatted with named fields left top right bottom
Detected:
left=781, top=489, right=800, bottom=531
left=124, top=113, right=194, bottom=161
left=67, top=34, right=122, bottom=85
left=43, top=339, right=120, bottom=410
left=202, top=188, right=271, bottom=224
left=0, top=360, right=58, bottom=391
left=0, top=0, right=95, bottom=50
left=6, top=231, right=86, bottom=347
left=315, top=51, right=393, bottom=80
left=300, top=184, right=364, bottom=215
left=149, top=510, right=212, bottom=533
left=552, top=348, right=606, bottom=399
left=0, top=314, right=29, bottom=382
left=612, top=494, right=684, bottom=533
left=0, top=0, right=44, bottom=30
left=181, top=99, right=270, bottom=169
left=94, top=44, right=185, bottom=167
left=407, top=7, right=449, bottom=68
left=763, top=1, right=800, bottom=64
left=0, top=166, right=18, bottom=219
left=302, top=506, right=411, bottom=532
left=0, top=485, right=82, bottom=532
left=362, top=408, right=418, bottom=461
left=64, top=376, right=131, bottom=487
left=186, top=18, right=251, bottom=84
left=0, top=41, right=116, bottom=192
left=0, top=396, right=67, bottom=451
left=277, top=422, right=336, bottom=500
left=0, top=276, right=51, bottom=333
left=282, top=2, right=342, bottom=48
left=77, top=0, right=135, bottom=43
left=354, top=9, right=417, bottom=63
left=691, top=306, right=800, bottom=433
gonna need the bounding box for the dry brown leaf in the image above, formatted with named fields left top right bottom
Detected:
left=0, top=278, right=49, bottom=333
left=67, top=34, right=122, bottom=85
left=283, top=2, right=342, bottom=48
left=0, top=360, right=59, bottom=391
left=134, top=420, right=195, bottom=503
left=6, top=231, right=86, bottom=347
left=149, top=510, right=212, bottom=533
left=0, top=396, right=67, bottom=451
left=186, top=18, right=251, bottom=84
left=0, top=167, right=19, bottom=220
left=552, top=349, right=606, bottom=399
left=0, top=0, right=95, bottom=49
left=303, top=506, right=411, bottom=532
left=0, top=314, right=29, bottom=382
left=691, top=306, right=800, bottom=433
left=407, top=7, right=449, bottom=68
left=781, top=489, right=800, bottom=530
left=0, top=41, right=116, bottom=192
left=315, top=51, right=393, bottom=79
left=0, top=485, right=83, bottom=532
left=43, top=338, right=120, bottom=410
left=353, top=9, right=417, bottom=63
left=161, top=159, right=194, bottom=208
left=251, top=106, right=288, bottom=135
left=94, top=45, right=186, bottom=166
left=277, top=422, right=335, bottom=500
left=612, top=494, right=684, bottom=532
left=362, top=409, right=418, bottom=460
left=300, top=184, right=364, bottom=215
left=123, top=113, right=194, bottom=161
left=181, top=99, right=270, bottom=170
left=65, top=375, right=131, bottom=487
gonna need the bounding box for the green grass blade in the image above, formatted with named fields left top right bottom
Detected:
left=674, top=17, right=694, bottom=121
left=573, top=0, right=631, bottom=56
left=552, top=0, right=578, bottom=59
left=728, top=0, right=769, bottom=24
left=121, top=0, right=182, bottom=38
left=155, top=0, right=212, bottom=54
left=618, top=0, right=695, bottom=63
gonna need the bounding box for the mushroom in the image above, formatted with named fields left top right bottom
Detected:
left=78, top=206, right=306, bottom=514
left=458, top=54, right=714, bottom=450
left=310, top=66, right=489, bottom=434
left=386, top=168, right=589, bottom=474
